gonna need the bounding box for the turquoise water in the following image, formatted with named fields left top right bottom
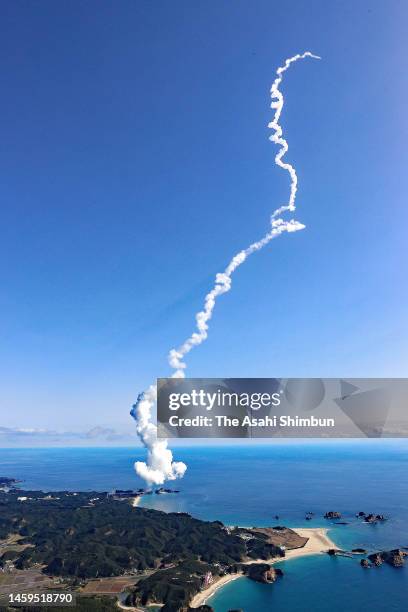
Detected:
left=1, top=442, right=408, bottom=610
left=209, top=555, right=408, bottom=612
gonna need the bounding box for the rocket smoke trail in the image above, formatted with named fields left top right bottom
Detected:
left=131, top=52, right=320, bottom=486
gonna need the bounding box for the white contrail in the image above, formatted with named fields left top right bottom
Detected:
left=168, top=51, right=320, bottom=377
left=131, top=52, right=320, bottom=486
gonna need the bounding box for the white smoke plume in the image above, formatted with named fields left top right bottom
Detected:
left=131, top=52, right=320, bottom=486
left=130, top=386, right=186, bottom=485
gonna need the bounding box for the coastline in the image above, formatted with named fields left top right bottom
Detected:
left=190, top=527, right=335, bottom=608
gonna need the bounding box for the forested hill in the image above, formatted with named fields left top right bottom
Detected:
left=0, top=490, right=282, bottom=579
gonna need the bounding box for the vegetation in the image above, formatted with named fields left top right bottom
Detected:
left=0, top=490, right=251, bottom=579
left=125, top=559, right=218, bottom=611
left=0, top=488, right=285, bottom=611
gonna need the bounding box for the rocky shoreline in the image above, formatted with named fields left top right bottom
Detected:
left=322, top=509, right=406, bottom=570
left=189, top=527, right=335, bottom=610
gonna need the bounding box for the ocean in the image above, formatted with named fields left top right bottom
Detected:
left=1, top=442, right=408, bottom=611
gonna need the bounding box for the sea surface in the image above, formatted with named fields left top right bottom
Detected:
left=1, top=442, right=408, bottom=611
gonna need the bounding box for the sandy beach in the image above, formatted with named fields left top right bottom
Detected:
left=190, top=527, right=335, bottom=608
left=283, top=528, right=335, bottom=560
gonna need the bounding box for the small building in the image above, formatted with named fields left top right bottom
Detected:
left=201, top=571, right=213, bottom=589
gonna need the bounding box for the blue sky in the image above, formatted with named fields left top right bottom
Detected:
left=1, top=1, right=407, bottom=443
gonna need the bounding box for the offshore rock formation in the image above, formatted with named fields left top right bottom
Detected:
left=356, top=511, right=387, bottom=523
left=369, top=553, right=383, bottom=567
left=245, top=563, right=284, bottom=583
left=366, top=550, right=407, bottom=568
left=324, top=511, right=341, bottom=519
left=364, top=513, right=387, bottom=523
